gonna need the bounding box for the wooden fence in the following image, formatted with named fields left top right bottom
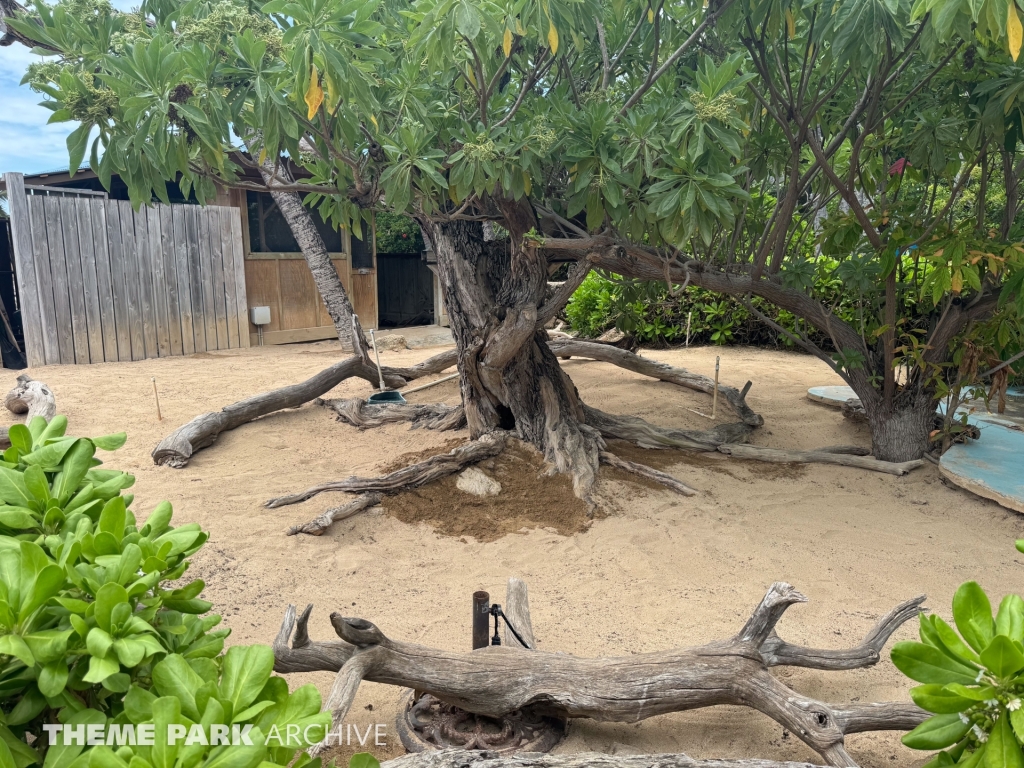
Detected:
left=5, top=173, right=249, bottom=366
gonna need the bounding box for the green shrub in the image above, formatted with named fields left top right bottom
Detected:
left=373, top=213, right=423, bottom=254
left=0, top=417, right=330, bottom=768
left=564, top=272, right=834, bottom=349
left=891, top=581, right=1024, bottom=766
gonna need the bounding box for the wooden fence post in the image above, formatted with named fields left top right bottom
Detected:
left=3, top=173, right=45, bottom=368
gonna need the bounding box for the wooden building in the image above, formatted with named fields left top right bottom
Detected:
left=1, top=164, right=427, bottom=361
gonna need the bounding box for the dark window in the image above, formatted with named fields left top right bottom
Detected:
left=350, top=219, right=374, bottom=270
left=246, top=191, right=343, bottom=253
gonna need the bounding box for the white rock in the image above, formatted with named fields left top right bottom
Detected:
left=456, top=467, right=502, bottom=496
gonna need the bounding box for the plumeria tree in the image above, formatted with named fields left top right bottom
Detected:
left=2, top=0, right=1024, bottom=497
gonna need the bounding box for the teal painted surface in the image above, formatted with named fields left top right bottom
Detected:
left=940, top=422, right=1024, bottom=513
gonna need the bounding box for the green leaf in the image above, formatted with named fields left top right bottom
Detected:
left=93, top=583, right=129, bottom=633
left=7, top=425, right=31, bottom=455
left=0, top=634, right=34, bottom=667
left=953, top=582, right=995, bottom=653
left=66, top=123, right=92, bottom=177
left=891, top=642, right=980, bottom=684
left=348, top=755, right=381, bottom=768
left=910, top=684, right=975, bottom=713
left=455, top=0, right=481, bottom=38
left=903, top=713, right=972, bottom=750
left=91, top=433, right=127, bottom=451
left=986, top=707, right=1024, bottom=768
left=38, top=659, right=69, bottom=697
left=979, top=635, right=1024, bottom=679
left=152, top=654, right=203, bottom=721
left=0, top=507, right=39, bottom=529
left=997, top=595, right=1024, bottom=642
left=98, top=496, right=126, bottom=541
left=52, top=440, right=96, bottom=502
left=219, top=645, right=275, bottom=713
left=0, top=468, right=35, bottom=508
left=83, top=652, right=120, bottom=684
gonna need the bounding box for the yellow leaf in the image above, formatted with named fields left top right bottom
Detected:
left=515, top=18, right=525, bottom=34
left=258, top=147, right=267, bottom=165
left=785, top=8, right=795, bottom=38
left=503, top=27, right=513, bottom=57
left=449, top=184, right=460, bottom=204
left=951, top=270, right=963, bottom=294
left=648, top=7, right=655, bottom=22
left=523, top=173, right=532, bottom=195
left=304, top=65, right=323, bottom=120
left=548, top=21, right=559, bottom=54
left=466, top=65, right=478, bottom=87
left=370, top=114, right=378, bottom=129
left=1010, top=3, right=1023, bottom=61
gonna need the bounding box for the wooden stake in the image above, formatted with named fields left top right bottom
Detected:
left=685, top=311, right=692, bottom=347
left=152, top=377, right=162, bottom=421
left=711, top=356, right=720, bottom=420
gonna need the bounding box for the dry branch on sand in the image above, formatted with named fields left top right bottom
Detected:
left=155, top=334, right=923, bottom=525
left=0, top=374, right=56, bottom=448
left=381, top=751, right=829, bottom=768
left=271, top=580, right=927, bottom=768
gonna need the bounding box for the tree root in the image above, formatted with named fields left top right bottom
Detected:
left=271, top=582, right=928, bottom=767
left=286, top=492, right=383, bottom=536
left=599, top=451, right=698, bottom=495
left=0, top=374, right=56, bottom=449
left=265, top=432, right=508, bottom=509
left=717, top=444, right=924, bottom=476
left=548, top=339, right=763, bottom=427
left=152, top=348, right=457, bottom=467
left=320, top=398, right=465, bottom=432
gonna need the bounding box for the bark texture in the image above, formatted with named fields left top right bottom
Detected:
left=426, top=213, right=610, bottom=503
left=272, top=583, right=928, bottom=768
left=286, top=491, right=383, bottom=536
left=864, top=393, right=936, bottom=463
left=257, top=159, right=361, bottom=351
left=382, top=750, right=824, bottom=768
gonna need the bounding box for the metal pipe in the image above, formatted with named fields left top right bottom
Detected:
left=400, top=372, right=458, bottom=396
left=472, top=591, right=490, bottom=650
left=369, top=329, right=386, bottom=391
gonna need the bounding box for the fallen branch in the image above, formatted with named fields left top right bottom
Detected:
left=265, top=432, right=507, bottom=508
left=0, top=374, right=55, bottom=449
left=286, top=491, right=383, bottom=536
left=717, top=444, right=924, bottom=476
left=599, top=451, right=698, bottom=495
left=383, top=750, right=823, bottom=768
left=272, top=583, right=928, bottom=768
left=548, top=339, right=762, bottom=427
left=320, top=398, right=465, bottom=432
left=152, top=348, right=458, bottom=467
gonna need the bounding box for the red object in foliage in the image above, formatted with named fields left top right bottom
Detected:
left=889, top=158, right=910, bottom=176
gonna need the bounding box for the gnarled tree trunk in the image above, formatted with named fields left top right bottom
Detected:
left=425, top=203, right=606, bottom=502
left=853, top=388, right=936, bottom=463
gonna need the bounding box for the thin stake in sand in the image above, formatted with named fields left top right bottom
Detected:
left=152, top=377, right=162, bottom=421
left=687, top=355, right=720, bottom=420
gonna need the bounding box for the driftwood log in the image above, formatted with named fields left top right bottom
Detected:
left=382, top=750, right=825, bottom=768
left=266, top=432, right=508, bottom=508
left=0, top=375, right=56, bottom=448
left=716, top=444, right=924, bottom=476
left=286, top=492, right=383, bottom=536
left=152, top=348, right=457, bottom=467
left=272, top=581, right=927, bottom=768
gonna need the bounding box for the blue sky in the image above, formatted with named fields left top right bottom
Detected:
left=0, top=0, right=135, bottom=179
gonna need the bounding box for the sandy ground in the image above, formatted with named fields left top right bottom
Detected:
left=18, top=339, right=1024, bottom=767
